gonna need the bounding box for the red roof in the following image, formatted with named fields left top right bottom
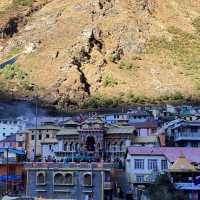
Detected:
left=127, top=147, right=200, bottom=163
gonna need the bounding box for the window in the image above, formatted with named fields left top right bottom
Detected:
left=3, top=133, right=5, bottom=137
left=134, top=159, right=144, bottom=169
left=46, top=134, right=49, bottom=138
left=136, top=175, right=145, bottom=183
left=54, top=173, right=64, bottom=185
left=18, top=142, right=23, bottom=147
left=191, top=127, right=198, bottom=133
left=38, top=134, right=42, bottom=140
left=105, top=171, right=111, bottom=182
left=36, top=172, right=46, bottom=185
left=148, top=159, right=158, bottom=170
left=31, top=135, right=34, bottom=140
left=161, top=160, right=168, bottom=170
left=191, top=142, right=199, bottom=147
left=64, top=173, right=73, bottom=185
left=83, top=173, right=92, bottom=186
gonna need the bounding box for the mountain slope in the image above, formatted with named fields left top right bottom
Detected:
left=0, top=0, right=200, bottom=109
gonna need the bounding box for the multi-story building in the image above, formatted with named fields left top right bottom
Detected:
left=102, top=113, right=128, bottom=124
left=127, top=110, right=153, bottom=123
left=159, top=119, right=200, bottom=147
left=54, top=118, right=136, bottom=162
left=16, top=124, right=61, bottom=161
left=169, top=154, right=200, bottom=200
left=17, top=117, right=161, bottom=162
left=129, top=121, right=157, bottom=137
left=25, top=162, right=113, bottom=200
left=0, top=147, right=25, bottom=195
left=0, top=134, right=16, bottom=148
left=0, top=118, right=27, bottom=141
left=125, top=147, right=200, bottom=197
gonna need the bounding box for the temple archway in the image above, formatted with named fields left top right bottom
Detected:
left=86, top=136, right=95, bottom=151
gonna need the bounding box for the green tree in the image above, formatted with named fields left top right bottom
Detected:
left=148, top=174, right=187, bottom=200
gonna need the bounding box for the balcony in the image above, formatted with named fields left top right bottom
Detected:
left=127, top=173, right=156, bottom=184
left=174, top=132, right=200, bottom=141
left=175, top=182, right=200, bottom=190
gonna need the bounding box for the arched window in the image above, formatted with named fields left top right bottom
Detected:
left=36, top=172, right=45, bottom=185
left=70, top=142, right=74, bottom=151
left=75, top=143, right=79, bottom=152
left=113, top=142, right=118, bottom=152
left=120, top=141, right=124, bottom=151
left=83, top=173, right=92, bottom=186
left=64, top=173, right=73, bottom=185
left=64, top=142, right=68, bottom=151
left=107, top=142, right=111, bottom=151
left=54, top=173, right=64, bottom=185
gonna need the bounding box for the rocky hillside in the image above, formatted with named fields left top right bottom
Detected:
left=0, top=0, right=200, bottom=109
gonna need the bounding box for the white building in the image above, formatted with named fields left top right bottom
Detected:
left=101, top=113, right=128, bottom=124
left=0, top=118, right=27, bottom=141
left=125, top=147, right=200, bottom=185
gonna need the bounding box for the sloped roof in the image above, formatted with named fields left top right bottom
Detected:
left=107, top=126, right=135, bottom=134
left=0, top=148, right=25, bottom=155
left=56, top=128, right=79, bottom=136
left=169, top=154, right=196, bottom=172
left=64, top=119, right=80, bottom=125
left=134, top=135, right=158, bottom=144
left=127, top=147, right=200, bottom=163
left=129, top=121, right=157, bottom=129
left=0, top=134, right=16, bottom=143
left=28, top=125, right=61, bottom=130
left=82, top=117, right=104, bottom=125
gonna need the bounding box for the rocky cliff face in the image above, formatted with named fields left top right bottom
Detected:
left=0, top=0, right=200, bottom=109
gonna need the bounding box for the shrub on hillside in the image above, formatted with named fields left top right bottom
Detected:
left=103, top=75, right=118, bottom=87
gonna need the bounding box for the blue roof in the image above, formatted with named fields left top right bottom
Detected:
left=0, top=175, right=22, bottom=181
left=0, top=148, right=25, bottom=155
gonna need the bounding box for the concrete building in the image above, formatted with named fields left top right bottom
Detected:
left=18, top=118, right=137, bottom=162
left=159, top=119, right=200, bottom=147
left=102, top=113, right=128, bottom=124
left=0, top=148, right=25, bottom=195
left=0, top=118, right=27, bottom=141
left=129, top=121, right=157, bottom=136
left=16, top=124, right=61, bottom=161
left=125, top=147, right=200, bottom=197
left=25, top=162, right=113, bottom=200
left=0, top=134, right=16, bottom=148
left=168, top=154, right=200, bottom=200
left=127, top=110, right=153, bottom=123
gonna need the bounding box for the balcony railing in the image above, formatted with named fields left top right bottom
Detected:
left=174, top=132, right=200, bottom=141
left=175, top=182, right=200, bottom=190
left=24, top=162, right=113, bottom=169
left=0, top=157, right=17, bottom=163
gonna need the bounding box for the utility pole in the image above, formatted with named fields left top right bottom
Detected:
left=34, top=95, right=38, bottom=162
left=6, top=147, right=8, bottom=194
